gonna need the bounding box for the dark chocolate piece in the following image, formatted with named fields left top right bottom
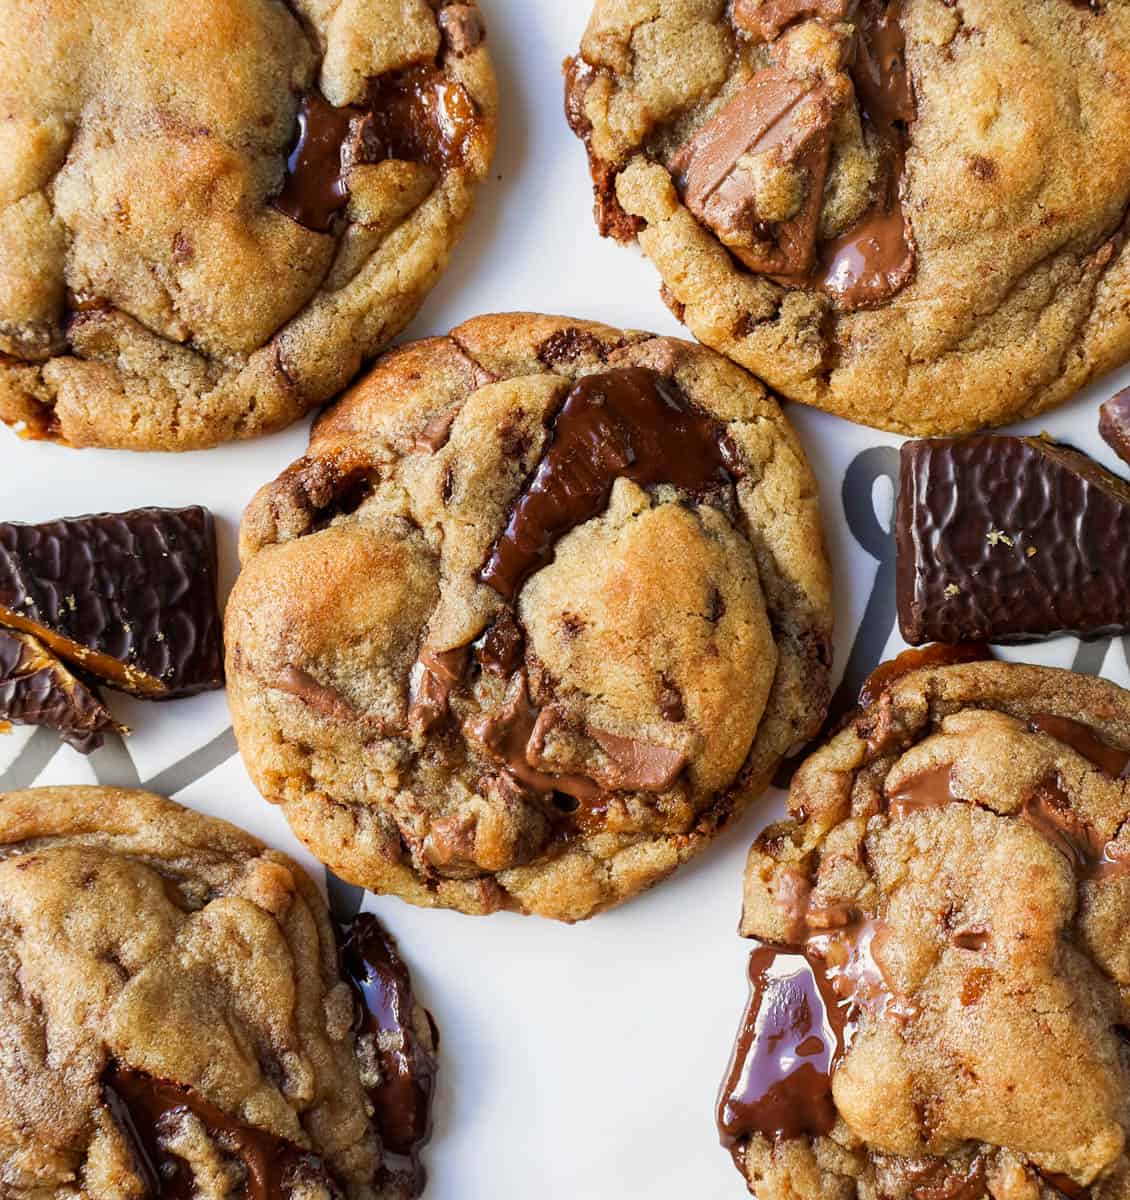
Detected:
left=0, top=628, right=124, bottom=754
left=0, top=507, right=223, bottom=698
left=857, top=643, right=992, bottom=708
left=1099, top=386, right=1130, bottom=468
left=338, top=913, right=437, bottom=1196
left=479, top=367, right=735, bottom=599
left=896, top=436, right=1130, bottom=644
left=102, top=1064, right=337, bottom=1200
left=275, top=67, right=478, bottom=233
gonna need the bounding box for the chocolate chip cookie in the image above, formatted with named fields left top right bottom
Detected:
left=225, top=313, right=833, bottom=922
left=566, top=1, right=1130, bottom=434
left=0, top=0, right=495, bottom=450
left=724, top=657, right=1130, bottom=1198
left=0, top=785, right=437, bottom=1198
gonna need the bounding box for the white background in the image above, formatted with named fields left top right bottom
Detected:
left=3, top=4, right=1130, bottom=1196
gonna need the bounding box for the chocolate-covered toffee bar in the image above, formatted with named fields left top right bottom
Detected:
left=0, top=507, right=223, bottom=699
left=897, top=435, right=1130, bottom=644
left=0, top=628, right=124, bottom=753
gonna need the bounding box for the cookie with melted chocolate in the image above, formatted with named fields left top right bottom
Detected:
left=226, top=313, right=833, bottom=921
left=0, top=0, right=495, bottom=450
left=0, top=785, right=437, bottom=1199
left=727, top=658, right=1130, bottom=1198
left=566, top=0, right=1130, bottom=434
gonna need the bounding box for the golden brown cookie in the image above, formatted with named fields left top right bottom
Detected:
left=0, top=785, right=437, bottom=1199
left=0, top=0, right=496, bottom=450
left=566, top=1, right=1130, bottom=434
left=724, top=659, right=1130, bottom=1198
left=225, top=313, right=833, bottom=922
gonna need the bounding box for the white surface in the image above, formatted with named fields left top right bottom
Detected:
left=2, top=3, right=1130, bottom=1196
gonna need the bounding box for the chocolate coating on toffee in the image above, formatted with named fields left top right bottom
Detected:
left=0, top=507, right=223, bottom=699
left=1099, top=387, right=1130, bottom=469
left=0, top=628, right=124, bottom=753
left=897, top=436, right=1130, bottom=644
left=276, top=67, right=480, bottom=233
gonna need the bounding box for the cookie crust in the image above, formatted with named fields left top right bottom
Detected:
left=730, top=661, right=1130, bottom=1198
left=226, top=313, right=833, bottom=922
left=0, top=0, right=496, bottom=451
left=567, top=1, right=1130, bottom=434
left=0, top=785, right=436, bottom=1199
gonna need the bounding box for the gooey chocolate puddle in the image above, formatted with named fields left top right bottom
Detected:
left=338, top=913, right=437, bottom=1195
left=275, top=66, right=479, bottom=232
left=102, top=1064, right=333, bottom=1199
left=479, top=367, right=737, bottom=599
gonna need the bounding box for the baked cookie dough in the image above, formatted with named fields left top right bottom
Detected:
left=225, top=313, right=833, bottom=922
left=0, top=785, right=437, bottom=1199
left=566, top=1, right=1130, bottom=434
left=724, top=657, right=1130, bottom=1198
left=0, top=0, right=496, bottom=450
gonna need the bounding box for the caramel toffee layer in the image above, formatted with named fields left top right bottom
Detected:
left=569, top=0, right=917, bottom=309
left=276, top=66, right=480, bottom=233
left=723, top=666, right=1130, bottom=1195
left=411, top=366, right=739, bottom=824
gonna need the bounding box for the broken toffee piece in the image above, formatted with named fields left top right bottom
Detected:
left=103, top=1064, right=335, bottom=1200
left=1099, top=386, right=1130, bottom=469
left=0, top=628, right=124, bottom=754
left=0, top=506, right=223, bottom=699
left=338, top=913, right=437, bottom=1195
left=897, top=436, right=1130, bottom=644
left=276, top=67, right=480, bottom=233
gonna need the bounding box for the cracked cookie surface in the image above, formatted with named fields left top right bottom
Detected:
left=225, top=313, right=833, bottom=922
left=0, top=785, right=437, bottom=1199
left=0, top=0, right=495, bottom=450
left=566, top=0, right=1130, bottom=434
left=726, top=660, right=1130, bottom=1199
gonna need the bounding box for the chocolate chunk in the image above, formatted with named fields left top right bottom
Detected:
left=587, top=727, right=687, bottom=792
left=564, top=57, right=645, bottom=243
left=731, top=0, right=852, bottom=43
left=476, top=609, right=525, bottom=677
left=103, top=1063, right=336, bottom=1200
left=479, top=367, right=735, bottom=599
left=896, top=436, right=1130, bottom=644
left=718, top=945, right=845, bottom=1147
left=671, top=67, right=847, bottom=276
left=407, top=645, right=469, bottom=735
left=276, top=67, right=479, bottom=232
left=338, top=913, right=437, bottom=1196
left=0, top=628, right=124, bottom=754
left=1099, top=386, right=1130, bottom=468
left=857, top=643, right=992, bottom=707
left=0, top=507, right=223, bottom=698
left=1027, top=714, right=1130, bottom=779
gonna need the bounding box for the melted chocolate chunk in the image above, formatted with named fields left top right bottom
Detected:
left=102, top=1064, right=335, bottom=1200
left=0, top=627, right=124, bottom=753
left=897, top=436, right=1130, bottom=644
left=1099, top=386, right=1130, bottom=468
left=718, top=945, right=846, bottom=1146
left=1027, top=714, right=1130, bottom=779
left=338, top=913, right=437, bottom=1195
left=479, top=367, right=735, bottom=599
left=0, top=507, right=223, bottom=699
left=276, top=67, right=478, bottom=233
left=732, top=0, right=851, bottom=42
left=408, top=645, right=470, bottom=735
left=476, top=609, right=525, bottom=677
left=857, top=643, right=992, bottom=708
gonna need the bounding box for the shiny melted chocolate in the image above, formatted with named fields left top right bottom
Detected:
left=1027, top=714, right=1130, bottom=779
left=276, top=67, right=478, bottom=232
left=102, top=1064, right=332, bottom=1199
left=718, top=945, right=846, bottom=1147
left=479, top=368, right=735, bottom=599
left=338, top=914, right=437, bottom=1196
left=858, top=643, right=992, bottom=708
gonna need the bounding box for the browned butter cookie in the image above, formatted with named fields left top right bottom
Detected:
left=0, top=0, right=495, bottom=450
left=225, top=314, right=833, bottom=921
left=567, top=1, right=1130, bottom=434
left=0, top=786, right=437, bottom=1199
left=724, top=658, right=1130, bottom=1199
